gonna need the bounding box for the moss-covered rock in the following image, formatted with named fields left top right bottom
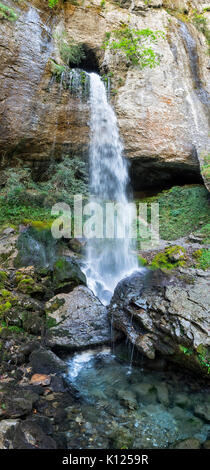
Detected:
left=149, top=246, right=186, bottom=270
left=14, top=226, right=58, bottom=270
left=52, top=256, right=86, bottom=293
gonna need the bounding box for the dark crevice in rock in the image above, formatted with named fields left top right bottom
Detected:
left=129, top=157, right=203, bottom=191
left=70, top=44, right=101, bottom=74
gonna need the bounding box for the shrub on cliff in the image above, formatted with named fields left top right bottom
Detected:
left=103, top=27, right=165, bottom=69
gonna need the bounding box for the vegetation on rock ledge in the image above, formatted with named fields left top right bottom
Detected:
left=0, top=2, right=18, bottom=21
left=103, top=27, right=165, bottom=69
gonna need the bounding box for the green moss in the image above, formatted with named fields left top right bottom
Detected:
left=22, top=220, right=53, bottom=231
left=0, top=289, right=17, bottom=318
left=0, top=289, right=11, bottom=298
left=17, top=277, right=36, bottom=294
left=46, top=316, right=57, bottom=329
left=150, top=246, right=186, bottom=271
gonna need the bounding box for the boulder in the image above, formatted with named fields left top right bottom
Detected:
left=194, top=404, right=210, bottom=423
left=12, top=420, right=57, bottom=449
left=0, top=419, right=19, bottom=449
left=45, top=286, right=111, bottom=350
left=29, top=348, right=67, bottom=374
left=0, top=387, right=39, bottom=419
left=109, top=269, right=210, bottom=377
left=173, top=438, right=201, bottom=449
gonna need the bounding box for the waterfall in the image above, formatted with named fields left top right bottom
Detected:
left=83, top=73, right=138, bottom=305
left=179, top=22, right=210, bottom=108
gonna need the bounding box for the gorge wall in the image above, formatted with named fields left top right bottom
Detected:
left=0, top=0, right=209, bottom=189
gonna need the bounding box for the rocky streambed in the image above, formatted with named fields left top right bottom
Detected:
left=0, top=221, right=209, bottom=449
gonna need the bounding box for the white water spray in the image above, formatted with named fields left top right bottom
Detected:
left=84, top=73, right=138, bottom=305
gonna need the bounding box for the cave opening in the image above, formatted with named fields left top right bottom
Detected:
left=69, top=44, right=101, bottom=74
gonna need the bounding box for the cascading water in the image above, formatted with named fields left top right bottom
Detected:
left=83, top=73, right=138, bottom=305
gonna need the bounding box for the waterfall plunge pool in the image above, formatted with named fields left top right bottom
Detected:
left=63, top=343, right=210, bottom=449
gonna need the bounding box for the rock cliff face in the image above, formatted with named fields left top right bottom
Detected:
left=108, top=268, right=210, bottom=378
left=0, top=0, right=209, bottom=188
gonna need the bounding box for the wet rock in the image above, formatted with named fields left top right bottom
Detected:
left=30, top=374, right=51, bottom=386
left=2, top=228, right=15, bottom=236
left=132, top=383, right=155, bottom=400
left=14, top=227, right=58, bottom=270
left=194, top=404, right=210, bottom=423
left=52, top=256, right=86, bottom=293
left=156, top=383, right=169, bottom=407
left=134, top=404, right=179, bottom=448
left=117, top=389, right=137, bottom=410
left=170, top=406, right=203, bottom=434
left=45, top=286, right=111, bottom=351
left=54, top=408, right=67, bottom=425
left=0, top=387, right=39, bottom=419
left=109, top=270, right=210, bottom=377
left=19, top=341, right=41, bottom=357
left=12, top=420, right=57, bottom=449
left=174, top=393, right=191, bottom=409
left=29, top=348, right=67, bottom=374
left=173, top=438, right=201, bottom=449
left=23, top=416, right=54, bottom=436
left=109, top=426, right=134, bottom=449
left=203, top=440, right=210, bottom=449
left=49, top=376, right=66, bottom=393
left=0, top=419, right=19, bottom=449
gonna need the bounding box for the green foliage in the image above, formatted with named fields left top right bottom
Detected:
left=201, top=153, right=210, bottom=181
left=192, top=11, right=207, bottom=31
left=192, top=10, right=210, bottom=53
left=0, top=157, right=88, bottom=229
left=50, top=60, right=67, bottom=80
left=55, top=32, right=86, bottom=66
left=103, top=27, right=165, bottom=68
left=48, top=156, right=89, bottom=202
left=0, top=204, right=53, bottom=229
left=0, top=2, right=18, bottom=21
left=138, top=255, right=147, bottom=267
left=48, top=0, right=59, bottom=7
left=100, top=0, right=106, bottom=8
left=195, top=224, right=210, bottom=245
left=198, top=353, right=210, bottom=374
left=137, top=185, right=210, bottom=242
left=179, top=345, right=193, bottom=356
left=0, top=167, right=36, bottom=206
left=194, top=248, right=210, bottom=270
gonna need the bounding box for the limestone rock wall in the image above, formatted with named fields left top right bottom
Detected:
left=0, top=0, right=209, bottom=188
